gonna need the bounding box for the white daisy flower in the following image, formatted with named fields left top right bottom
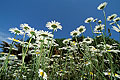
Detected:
left=70, top=30, right=80, bottom=37
left=38, top=69, right=47, bottom=80
left=77, top=25, right=86, bottom=33
left=107, top=14, right=117, bottom=21
left=93, top=18, right=98, bottom=22
left=112, top=26, right=120, bottom=32
left=63, top=38, right=72, bottom=44
left=85, top=17, right=94, bottom=23
left=89, top=46, right=100, bottom=52
left=110, top=22, right=115, bottom=25
left=20, top=24, right=32, bottom=33
left=83, top=36, right=93, bottom=44
left=98, top=20, right=102, bottom=24
left=97, top=2, right=107, bottom=10
left=113, top=17, right=120, bottom=22
left=94, top=24, right=105, bottom=32
left=9, top=27, right=24, bottom=35
left=46, top=20, right=62, bottom=31
left=36, top=30, right=53, bottom=38
left=27, top=28, right=37, bottom=39
left=36, top=36, right=46, bottom=43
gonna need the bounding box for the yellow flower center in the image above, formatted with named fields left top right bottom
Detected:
left=108, top=72, right=111, bottom=75
left=40, top=72, right=44, bottom=77
left=36, top=52, right=40, bottom=54
left=13, top=39, right=19, bottom=42
left=107, top=50, right=111, bottom=51
left=115, top=73, right=118, bottom=76
left=90, top=72, right=93, bottom=75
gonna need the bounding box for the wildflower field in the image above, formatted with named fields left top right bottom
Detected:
left=0, top=2, right=120, bottom=80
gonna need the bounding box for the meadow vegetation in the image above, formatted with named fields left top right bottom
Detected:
left=0, top=2, right=120, bottom=80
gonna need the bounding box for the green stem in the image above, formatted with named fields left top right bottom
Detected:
left=89, top=23, right=98, bottom=46
left=103, top=10, right=107, bottom=36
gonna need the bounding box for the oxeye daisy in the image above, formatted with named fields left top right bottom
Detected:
left=107, top=14, right=117, bottom=21
left=113, top=17, right=120, bottom=22
left=38, top=69, right=47, bottom=80
left=83, top=36, right=93, bottom=44
left=36, top=36, right=44, bottom=43
left=85, top=17, right=94, bottom=23
left=110, top=22, right=115, bottom=25
left=97, top=2, right=107, bottom=10
left=94, top=24, right=105, bottom=32
left=27, top=28, right=37, bottom=39
left=9, top=27, right=24, bottom=35
left=77, top=25, right=86, bottom=33
left=46, top=20, right=62, bottom=31
left=98, top=20, right=102, bottom=24
left=63, top=38, right=72, bottom=44
left=112, top=26, right=120, bottom=32
left=70, top=30, right=80, bottom=37
left=93, top=18, right=98, bottom=22
left=20, top=23, right=32, bottom=33
left=37, top=30, right=53, bottom=38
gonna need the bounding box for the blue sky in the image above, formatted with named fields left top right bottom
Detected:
left=0, top=0, right=120, bottom=43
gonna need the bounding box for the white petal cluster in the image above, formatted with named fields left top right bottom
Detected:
left=85, top=17, right=94, bottom=23
left=38, top=69, right=47, bottom=80
left=94, top=24, right=105, bottom=32
left=46, top=20, right=62, bottom=31
left=112, top=26, right=120, bottom=32
left=113, top=17, right=120, bottom=22
left=83, top=36, right=93, bottom=44
left=97, top=2, right=107, bottom=10
left=107, top=14, right=117, bottom=21
left=9, top=27, right=24, bottom=35
left=77, top=25, right=86, bottom=33
left=63, top=38, right=72, bottom=44
left=70, top=30, right=80, bottom=37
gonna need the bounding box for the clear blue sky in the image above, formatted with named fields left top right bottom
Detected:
left=0, top=0, right=120, bottom=43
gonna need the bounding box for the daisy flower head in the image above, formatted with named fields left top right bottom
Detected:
left=9, top=27, right=24, bottom=35
left=27, top=28, right=37, bottom=39
left=94, top=24, right=105, bottom=32
left=113, top=17, right=120, bottom=22
left=37, top=30, right=53, bottom=38
left=112, top=26, right=120, bottom=32
left=110, top=22, right=115, bottom=25
left=83, top=36, right=93, bottom=44
left=70, top=30, right=80, bottom=37
left=107, top=14, right=117, bottom=21
left=97, top=2, right=107, bottom=10
left=20, top=24, right=32, bottom=33
left=38, top=69, right=47, bottom=80
left=63, top=38, right=72, bottom=44
left=77, top=25, right=86, bottom=33
left=98, top=20, right=102, bottom=24
left=36, top=36, right=44, bottom=43
left=46, top=20, right=62, bottom=31
left=93, top=18, right=98, bottom=22
left=85, top=17, right=94, bottom=23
